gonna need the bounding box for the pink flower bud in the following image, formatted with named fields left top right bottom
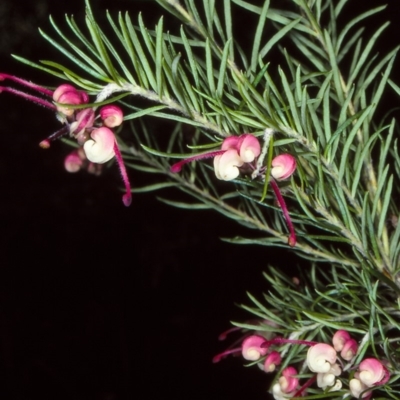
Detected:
left=316, top=363, right=341, bottom=389
left=53, top=84, right=87, bottom=116
left=52, top=84, right=77, bottom=102
left=83, top=127, right=115, bottom=164
left=264, top=351, right=281, bottom=372
left=99, top=105, right=124, bottom=127
left=238, top=134, right=261, bottom=162
left=271, top=154, right=296, bottom=180
left=332, top=329, right=351, bottom=352
left=241, top=335, right=268, bottom=361
left=306, top=343, right=337, bottom=373
left=279, top=366, right=299, bottom=393
left=64, top=151, right=83, bottom=173
left=340, top=338, right=358, bottom=361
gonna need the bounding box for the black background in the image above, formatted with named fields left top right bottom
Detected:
left=0, top=1, right=399, bottom=399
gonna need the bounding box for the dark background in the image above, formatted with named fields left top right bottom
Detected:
left=0, top=1, right=399, bottom=399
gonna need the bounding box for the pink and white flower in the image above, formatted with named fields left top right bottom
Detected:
left=0, top=73, right=132, bottom=206
left=332, top=330, right=351, bottom=352
left=83, top=127, right=116, bottom=164
left=264, top=351, right=281, bottom=372
left=100, top=104, right=124, bottom=128
left=349, top=358, right=390, bottom=399
left=170, top=133, right=261, bottom=181
left=241, top=335, right=268, bottom=361
left=272, top=367, right=299, bottom=400
left=271, top=154, right=296, bottom=180
left=306, top=343, right=337, bottom=373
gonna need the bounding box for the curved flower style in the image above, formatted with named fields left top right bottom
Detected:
left=0, top=73, right=131, bottom=206
left=268, top=156, right=297, bottom=246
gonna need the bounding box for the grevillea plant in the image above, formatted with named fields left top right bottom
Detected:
left=2, top=0, right=400, bottom=398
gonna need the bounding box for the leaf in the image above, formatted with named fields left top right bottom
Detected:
left=131, top=182, right=177, bottom=193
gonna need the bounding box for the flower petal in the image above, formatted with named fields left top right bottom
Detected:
left=332, top=329, right=351, bottom=352
left=221, top=136, right=241, bottom=151
left=359, top=358, right=386, bottom=386
left=83, top=127, right=115, bottom=164
left=100, top=105, right=124, bottom=128
left=238, top=134, right=261, bottom=162
left=214, top=149, right=244, bottom=181
left=271, top=154, right=296, bottom=180
left=241, top=335, right=268, bottom=361
left=307, top=343, right=337, bottom=373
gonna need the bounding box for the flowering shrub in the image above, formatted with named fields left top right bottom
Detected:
left=2, top=0, right=400, bottom=398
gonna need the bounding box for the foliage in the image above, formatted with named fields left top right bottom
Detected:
left=10, top=0, right=400, bottom=397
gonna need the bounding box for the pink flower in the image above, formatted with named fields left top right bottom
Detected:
left=52, top=83, right=88, bottom=116
left=358, top=358, right=388, bottom=386
left=349, top=358, right=389, bottom=399
left=264, top=351, right=281, bottom=372
left=340, top=338, right=358, bottom=361
left=170, top=134, right=298, bottom=245
left=64, top=150, right=84, bottom=173
left=83, top=127, right=116, bottom=164
left=0, top=73, right=132, bottom=206
left=332, top=330, right=351, bottom=352
left=214, top=149, right=244, bottom=180
left=272, top=367, right=299, bottom=400
left=171, top=134, right=261, bottom=181
left=100, top=105, right=124, bottom=128
left=64, top=148, right=103, bottom=176
left=241, top=335, right=268, bottom=361
left=214, top=135, right=261, bottom=180
left=271, top=154, right=296, bottom=180
left=332, top=330, right=358, bottom=360
left=306, top=343, right=337, bottom=373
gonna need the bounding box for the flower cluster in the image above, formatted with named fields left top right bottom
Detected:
left=349, top=358, right=390, bottom=399
left=214, top=328, right=390, bottom=399
left=0, top=74, right=131, bottom=206
left=170, top=134, right=297, bottom=245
